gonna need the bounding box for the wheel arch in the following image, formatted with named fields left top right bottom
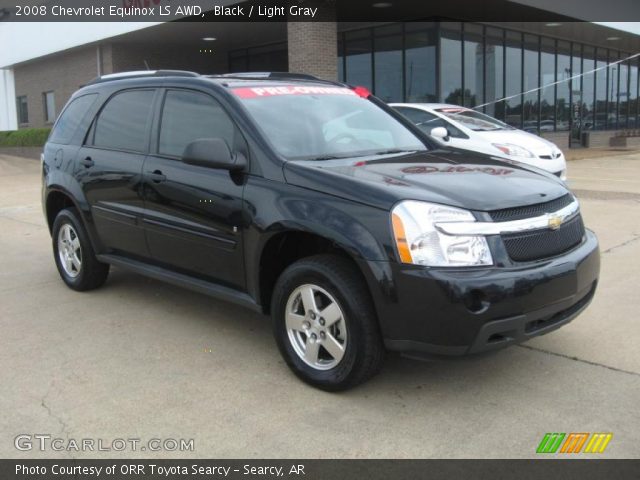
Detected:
left=45, top=187, right=103, bottom=253
left=254, top=226, right=382, bottom=316
left=45, top=189, right=79, bottom=233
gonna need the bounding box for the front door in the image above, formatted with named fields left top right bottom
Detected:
left=141, top=89, right=247, bottom=290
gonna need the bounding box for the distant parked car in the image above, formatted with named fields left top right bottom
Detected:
left=391, top=103, right=567, bottom=180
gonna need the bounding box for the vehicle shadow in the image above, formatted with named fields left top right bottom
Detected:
left=103, top=267, right=543, bottom=399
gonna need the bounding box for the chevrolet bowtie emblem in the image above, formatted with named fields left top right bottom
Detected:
left=548, top=215, right=563, bottom=230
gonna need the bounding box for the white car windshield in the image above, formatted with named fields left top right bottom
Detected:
left=436, top=108, right=514, bottom=132
left=234, top=85, right=427, bottom=160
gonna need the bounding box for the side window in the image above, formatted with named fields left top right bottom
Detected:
left=396, top=108, right=465, bottom=138
left=16, top=96, right=28, bottom=125
left=49, top=94, right=97, bottom=145
left=93, top=90, right=155, bottom=152
left=159, top=90, right=236, bottom=157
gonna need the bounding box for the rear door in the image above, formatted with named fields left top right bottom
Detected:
left=77, top=88, right=157, bottom=258
left=141, top=88, right=247, bottom=289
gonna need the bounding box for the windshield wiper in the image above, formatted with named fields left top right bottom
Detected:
left=304, top=155, right=345, bottom=161
left=302, top=150, right=417, bottom=161
left=372, top=149, right=416, bottom=156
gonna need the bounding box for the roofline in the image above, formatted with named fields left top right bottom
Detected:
left=87, top=70, right=199, bottom=85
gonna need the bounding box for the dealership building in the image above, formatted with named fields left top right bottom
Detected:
left=1, top=0, right=640, bottom=149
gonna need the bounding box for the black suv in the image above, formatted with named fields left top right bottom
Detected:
left=42, top=70, right=600, bottom=390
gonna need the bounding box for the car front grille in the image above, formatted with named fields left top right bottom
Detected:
left=501, top=214, right=585, bottom=262
left=489, top=194, right=574, bottom=222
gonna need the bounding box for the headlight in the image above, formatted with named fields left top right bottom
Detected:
left=492, top=143, right=535, bottom=158
left=391, top=201, right=493, bottom=267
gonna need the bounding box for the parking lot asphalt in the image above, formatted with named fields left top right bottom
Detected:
left=1, top=152, right=639, bottom=459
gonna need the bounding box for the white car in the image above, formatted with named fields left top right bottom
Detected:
left=391, top=103, right=567, bottom=180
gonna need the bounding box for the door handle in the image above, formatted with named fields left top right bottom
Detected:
left=147, top=170, right=166, bottom=183
left=79, top=156, right=94, bottom=168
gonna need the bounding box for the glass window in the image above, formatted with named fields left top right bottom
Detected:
left=441, top=24, right=463, bottom=105
left=93, top=89, right=155, bottom=152
left=229, top=51, right=248, bottom=73
left=394, top=107, right=466, bottom=138
left=374, top=24, right=403, bottom=102
left=236, top=88, right=425, bottom=160
left=630, top=58, right=638, bottom=128
left=16, top=96, right=28, bottom=125
left=337, top=35, right=345, bottom=82
left=463, top=24, right=484, bottom=108
left=485, top=27, right=505, bottom=120
left=595, top=48, right=608, bottom=130
left=159, top=90, right=236, bottom=158
left=582, top=46, right=596, bottom=130
left=540, top=38, right=556, bottom=130
left=404, top=22, right=437, bottom=102
left=556, top=41, right=571, bottom=131
left=436, top=107, right=514, bottom=131
left=43, top=91, right=56, bottom=123
left=619, top=57, right=630, bottom=129
left=522, top=34, right=539, bottom=133
left=345, top=29, right=373, bottom=90
left=247, top=43, right=287, bottom=72
left=608, top=51, right=620, bottom=129
left=49, top=94, right=97, bottom=145
left=505, top=31, right=522, bottom=128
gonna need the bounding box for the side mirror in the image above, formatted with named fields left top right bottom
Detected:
left=430, top=127, right=450, bottom=142
left=182, top=138, right=246, bottom=171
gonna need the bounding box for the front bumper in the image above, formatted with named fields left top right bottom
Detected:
left=368, top=229, right=600, bottom=357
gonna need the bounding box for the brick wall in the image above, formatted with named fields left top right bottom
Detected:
left=287, top=15, right=337, bottom=80
left=12, top=41, right=230, bottom=130
left=14, top=46, right=100, bottom=129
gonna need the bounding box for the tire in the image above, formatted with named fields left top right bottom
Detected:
left=271, top=254, right=384, bottom=391
left=52, top=208, right=109, bottom=291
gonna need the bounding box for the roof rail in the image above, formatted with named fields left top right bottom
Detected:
left=209, top=72, right=348, bottom=88
left=211, top=72, right=323, bottom=81
left=88, top=70, right=200, bottom=85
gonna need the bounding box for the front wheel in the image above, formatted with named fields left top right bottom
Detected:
left=271, top=255, right=384, bottom=391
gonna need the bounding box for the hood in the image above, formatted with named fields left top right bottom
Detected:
left=475, top=129, right=561, bottom=157
left=283, top=149, right=569, bottom=212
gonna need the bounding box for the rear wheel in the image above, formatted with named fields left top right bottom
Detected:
left=52, top=208, right=109, bottom=291
left=272, top=255, right=384, bottom=391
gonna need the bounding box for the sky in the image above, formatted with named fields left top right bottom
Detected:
left=596, top=22, right=640, bottom=36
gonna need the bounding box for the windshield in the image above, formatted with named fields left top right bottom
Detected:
left=234, top=85, right=426, bottom=160
left=436, top=108, right=514, bottom=132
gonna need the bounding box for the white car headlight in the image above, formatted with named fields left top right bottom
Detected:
left=391, top=201, right=493, bottom=267
left=492, top=143, right=535, bottom=158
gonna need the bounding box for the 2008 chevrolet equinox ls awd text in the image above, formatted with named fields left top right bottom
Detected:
left=42, top=70, right=600, bottom=390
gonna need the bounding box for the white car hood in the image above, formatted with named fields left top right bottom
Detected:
left=474, top=129, right=560, bottom=156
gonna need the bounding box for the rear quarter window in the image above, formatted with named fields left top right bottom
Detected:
left=48, top=94, right=98, bottom=145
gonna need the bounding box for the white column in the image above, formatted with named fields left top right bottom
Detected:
left=0, top=68, right=17, bottom=131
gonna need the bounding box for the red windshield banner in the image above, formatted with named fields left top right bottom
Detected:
left=232, top=86, right=358, bottom=98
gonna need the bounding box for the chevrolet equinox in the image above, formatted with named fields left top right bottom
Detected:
left=42, top=71, right=600, bottom=390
